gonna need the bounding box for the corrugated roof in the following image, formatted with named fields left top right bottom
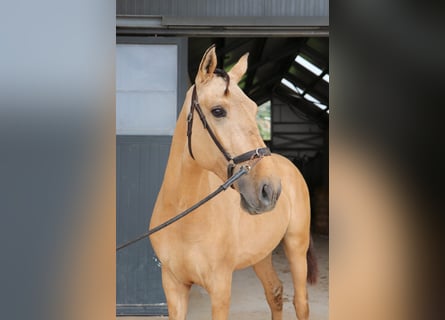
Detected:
left=117, top=0, right=328, bottom=17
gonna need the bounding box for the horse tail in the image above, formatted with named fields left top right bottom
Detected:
left=306, top=235, right=319, bottom=285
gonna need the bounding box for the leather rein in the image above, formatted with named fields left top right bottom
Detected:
left=186, top=72, right=271, bottom=180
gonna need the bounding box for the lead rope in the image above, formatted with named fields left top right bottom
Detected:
left=116, top=165, right=250, bottom=251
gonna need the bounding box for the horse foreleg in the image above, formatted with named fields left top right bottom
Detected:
left=253, top=253, right=283, bottom=320
left=283, top=236, right=310, bottom=320
left=205, top=271, right=233, bottom=320
left=161, top=267, right=191, bottom=320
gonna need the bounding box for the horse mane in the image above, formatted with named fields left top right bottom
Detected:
left=214, top=68, right=230, bottom=95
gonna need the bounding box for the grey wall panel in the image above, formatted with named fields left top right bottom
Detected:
left=116, top=36, right=188, bottom=316
left=117, top=0, right=329, bottom=17
left=116, top=135, right=172, bottom=315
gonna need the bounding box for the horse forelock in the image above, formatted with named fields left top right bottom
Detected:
left=214, top=68, right=230, bottom=95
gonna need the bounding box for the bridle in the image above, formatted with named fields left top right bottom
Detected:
left=186, top=69, right=271, bottom=181
left=116, top=70, right=272, bottom=252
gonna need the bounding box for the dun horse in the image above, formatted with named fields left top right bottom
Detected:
left=150, top=45, right=317, bottom=320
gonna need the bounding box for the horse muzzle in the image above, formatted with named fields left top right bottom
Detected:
left=238, top=176, right=282, bottom=215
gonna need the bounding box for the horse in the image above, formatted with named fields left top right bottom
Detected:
left=149, top=45, right=317, bottom=320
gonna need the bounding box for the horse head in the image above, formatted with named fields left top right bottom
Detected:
left=187, top=45, right=281, bottom=214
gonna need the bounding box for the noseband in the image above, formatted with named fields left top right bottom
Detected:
left=186, top=71, right=271, bottom=180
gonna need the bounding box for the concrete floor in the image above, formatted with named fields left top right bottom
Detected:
left=120, top=234, right=328, bottom=319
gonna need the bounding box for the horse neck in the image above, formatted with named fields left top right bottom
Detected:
left=161, top=92, right=212, bottom=205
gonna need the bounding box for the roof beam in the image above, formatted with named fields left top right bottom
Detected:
left=299, top=44, right=329, bottom=70
left=217, top=38, right=255, bottom=56
left=248, top=41, right=304, bottom=73
left=244, top=38, right=267, bottom=93
left=273, top=84, right=328, bottom=128
left=284, top=71, right=328, bottom=106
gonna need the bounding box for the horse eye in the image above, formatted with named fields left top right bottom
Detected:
left=211, top=106, right=227, bottom=118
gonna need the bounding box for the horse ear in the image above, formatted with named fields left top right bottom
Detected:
left=228, top=52, right=249, bottom=84
left=196, top=45, right=217, bottom=85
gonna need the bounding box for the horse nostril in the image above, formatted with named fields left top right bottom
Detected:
left=260, top=183, right=273, bottom=205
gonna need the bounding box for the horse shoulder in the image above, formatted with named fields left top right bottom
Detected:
left=272, top=153, right=311, bottom=238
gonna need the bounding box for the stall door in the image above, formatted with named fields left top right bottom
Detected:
left=116, top=43, right=178, bottom=316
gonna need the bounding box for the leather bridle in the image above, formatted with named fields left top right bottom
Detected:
left=116, top=70, right=272, bottom=251
left=186, top=70, right=271, bottom=180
